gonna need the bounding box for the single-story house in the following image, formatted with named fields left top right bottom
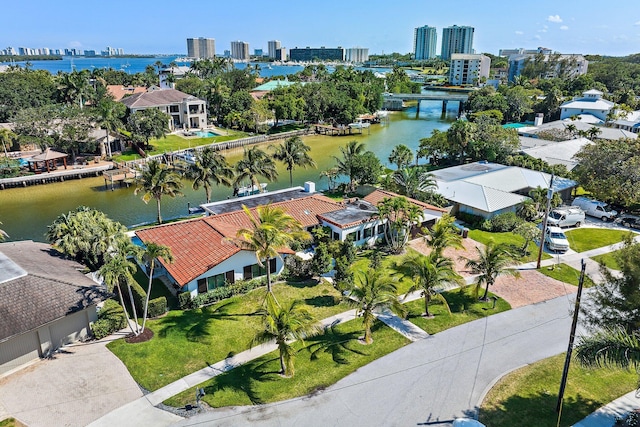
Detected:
left=119, top=87, right=207, bottom=130
left=431, top=162, right=577, bottom=219
left=611, top=110, right=640, bottom=134
left=137, top=185, right=445, bottom=297
left=519, top=137, right=592, bottom=171
left=0, top=241, right=107, bottom=376
left=518, top=118, right=637, bottom=141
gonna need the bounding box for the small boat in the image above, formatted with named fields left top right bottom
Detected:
left=236, top=183, right=267, bottom=197
left=187, top=203, right=205, bottom=214
left=174, top=150, right=196, bottom=165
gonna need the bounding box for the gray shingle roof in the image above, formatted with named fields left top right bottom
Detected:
left=0, top=241, right=108, bottom=342
left=119, top=88, right=203, bottom=108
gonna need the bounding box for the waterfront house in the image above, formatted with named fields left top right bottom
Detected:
left=119, top=87, right=207, bottom=130
left=0, top=241, right=107, bottom=376
left=559, top=89, right=614, bottom=121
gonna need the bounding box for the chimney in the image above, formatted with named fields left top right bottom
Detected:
left=534, top=113, right=543, bottom=127
left=304, top=181, right=315, bottom=193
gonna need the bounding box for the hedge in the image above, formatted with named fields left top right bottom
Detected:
left=147, top=296, right=167, bottom=318
left=91, top=299, right=126, bottom=339
left=189, top=277, right=268, bottom=308
left=128, top=280, right=147, bottom=313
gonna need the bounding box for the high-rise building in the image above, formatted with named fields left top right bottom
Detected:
left=345, top=47, right=369, bottom=63
left=187, top=37, right=216, bottom=59
left=289, top=47, right=344, bottom=62
left=414, top=26, right=437, bottom=60
left=231, top=41, right=249, bottom=61
left=275, top=47, right=287, bottom=61
left=268, top=40, right=281, bottom=59
left=448, top=54, right=490, bottom=86
left=441, top=25, right=474, bottom=61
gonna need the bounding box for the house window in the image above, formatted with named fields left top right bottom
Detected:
left=197, top=278, right=207, bottom=294
left=207, top=273, right=226, bottom=291
left=332, top=231, right=340, bottom=240
left=377, top=224, right=385, bottom=235
left=169, top=105, right=179, bottom=113
left=243, top=261, right=276, bottom=280
left=363, top=227, right=373, bottom=239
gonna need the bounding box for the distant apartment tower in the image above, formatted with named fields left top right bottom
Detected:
left=508, top=52, right=588, bottom=82
left=441, top=25, right=474, bottom=61
left=289, top=47, right=344, bottom=62
left=187, top=37, right=216, bottom=59
left=345, top=47, right=369, bottom=63
left=268, top=40, right=281, bottom=59
left=499, top=46, right=552, bottom=57
left=231, top=41, right=250, bottom=61
left=254, top=48, right=264, bottom=57
left=414, top=26, right=437, bottom=60
left=449, top=53, right=490, bottom=86
left=275, top=47, right=287, bottom=61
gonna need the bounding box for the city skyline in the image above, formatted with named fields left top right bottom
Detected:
left=2, top=0, right=640, bottom=57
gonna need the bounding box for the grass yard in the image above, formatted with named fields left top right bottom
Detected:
left=107, top=280, right=347, bottom=391
left=113, top=132, right=246, bottom=161
left=537, top=263, right=596, bottom=288
left=565, top=228, right=630, bottom=253
left=404, top=287, right=511, bottom=335
left=351, top=249, right=419, bottom=295
left=592, top=251, right=621, bottom=270
left=0, top=419, right=25, bottom=427
left=468, top=229, right=550, bottom=262
left=163, top=318, right=410, bottom=408
left=479, top=353, right=637, bottom=427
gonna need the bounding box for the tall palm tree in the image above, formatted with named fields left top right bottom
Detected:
left=423, top=213, right=464, bottom=255
left=236, top=204, right=309, bottom=293
left=388, top=144, right=414, bottom=170
left=140, top=242, right=173, bottom=333
left=392, top=167, right=437, bottom=200
left=395, top=252, right=464, bottom=317
left=576, top=328, right=640, bottom=384
left=0, top=129, right=17, bottom=166
left=96, top=98, right=126, bottom=158
left=333, top=140, right=365, bottom=193
left=252, top=292, right=321, bottom=377
left=187, top=147, right=234, bottom=203
left=463, top=242, right=521, bottom=301
left=271, top=136, right=316, bottom=187
left=377, top=196, right=423, bottom=254
left=99, top=250, right=140, bottom=336
left=234, top=147, right=278, bottom=193
left=135, top=160, right=184, bottom=224
left=345, top=270, right=406, bottom=344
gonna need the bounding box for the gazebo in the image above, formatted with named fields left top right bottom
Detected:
left=27, top=148, right=68, bottom=173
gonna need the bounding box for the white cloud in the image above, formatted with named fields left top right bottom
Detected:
left=538, top=28, right=547, bottom=33
left=515, top=30, right=524, bottom=35
left=68, top=41, right=83, bottom=48
left=560, top=25, right=569, bottom=30
left=547, top=15, right=563, bottom=23
left=534, top=35, right=542, bottom=40
left=634, top=20, right=640, bottom=26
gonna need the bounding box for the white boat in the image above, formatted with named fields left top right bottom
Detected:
left=348, top=119, right=371, bottom=129
left=236, top=183, right=267, bottom=197
left=174, top=150, right=196, bottom=165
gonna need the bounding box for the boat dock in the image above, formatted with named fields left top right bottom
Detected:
left=102, top=163, right=140, bottom=190
left=313, top=124, right=365, bottom=136
left=0, top=162, right=113, bottom=189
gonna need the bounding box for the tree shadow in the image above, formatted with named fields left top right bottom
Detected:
left=443, top=290, right=477, bottom=313
left=154, top=300, right=239, bottom=343
left=304, top=295, right=339, bottom=308
left=479, top=391, right=607, bottom=427
left=205, top=358, right=280, bottom=405
left=286, top=279, right=320, bottom=289
left=304, top=322, right=368, bottom=364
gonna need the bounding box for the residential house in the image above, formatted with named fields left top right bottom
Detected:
left=119, top=87, right=207, bottom=130
left=559, top=89, right=614, bottom=121
left=517, top=117, right=637, bottom=141
left=0, top=241, right=107, bottom=376
left=610, top=110, right=640, bottom=134
left=106, top=85, right=147, bottom=102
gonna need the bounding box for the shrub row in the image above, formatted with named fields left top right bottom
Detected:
left=91, top=299, right=127, bottom=340
left=179, top=277, right=269, bottom=310
left=481, top=211, right=523, bottom=232
left=147, top=296, right=167, bottom=318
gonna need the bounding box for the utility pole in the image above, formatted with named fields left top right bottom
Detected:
left=555, top=259, right=586, bottom=423
left=536, top=174, right=555, bottom=269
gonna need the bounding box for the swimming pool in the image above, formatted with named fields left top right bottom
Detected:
left=195, top=130, right=220, bottom=138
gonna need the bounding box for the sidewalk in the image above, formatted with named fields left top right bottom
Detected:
left=573, top=390, right=640, bottom=427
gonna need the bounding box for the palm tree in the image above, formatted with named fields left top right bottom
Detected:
left=187, top=147, right=234, bottom=203
left=236, top=204, right=309, bottom=293
left=271, top=136, right=316, bottom=187
left=463, top=242, right=521, bottom=301
left=377, top=196, right=423, bottom=254
left=99, top=249, right=140, bottom=336
left=424, top=214, right=464, bottom=255
left=319, top=167, right=340, bottom=191
left=395, top=252, right=464, bottom=317
left=139, top=242, right=173, bottom=333
left=392, top=167, right=437, bottom=200
left=333, top=140, right=365, bottom=193
left=135, top=159, right=184, bottom=224
left=576, top=328, right=640, bottom=384
left=96, top=98, right=126, bottom=158
left=252, top=292, right=321, bottom=377
left=388, top=144, right=414, bottom=170
left=0, top=129, right=17, bottom=166
left=346, top=270, right=406, bottom=344
left=234, top=147, right=278, bottom=193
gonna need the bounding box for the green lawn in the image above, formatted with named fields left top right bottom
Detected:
left=479, top=353, right=637, bottom=427
left=163, top=318, right=410, bottom=408
left=351, top=250, right=418, bottom=295
left=404, top=287, right=511, bottom=334
left=537, top=263, right=596, bottom=288
left=565, top=228, right=630, bottom=253
left=592, top=251, right=621, bottom=270
left=468, top=229, right=550, bottom=262
left=107, top=280, right=347, bottom=391
left=113, top=132, right=247, bottom=161
left=0, top=419, right=25, bottom=427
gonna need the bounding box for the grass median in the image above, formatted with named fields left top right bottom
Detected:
left=565, top=228, right=630, bottom=253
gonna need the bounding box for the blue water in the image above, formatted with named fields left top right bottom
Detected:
left=195, top=130, right=219, bottom=138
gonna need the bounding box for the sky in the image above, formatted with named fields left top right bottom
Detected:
left=2, top=0, right=640, bottom=57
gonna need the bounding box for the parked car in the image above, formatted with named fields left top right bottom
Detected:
left=618, top=214, right=640, bottom=229
left=546, top=206, right=585, bottom=228
left=571, top=197, right=618, bottom=221
left=545, top=226, right=570, bottom=252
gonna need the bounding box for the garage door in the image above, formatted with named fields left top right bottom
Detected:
left=0, top=331, right=40, bottom=375
left=50, top=311, right=88, bottom=349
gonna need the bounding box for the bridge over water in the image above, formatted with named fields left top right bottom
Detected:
left=383, top=92, right=469, bottom=115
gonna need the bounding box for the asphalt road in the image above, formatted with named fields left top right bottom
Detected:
left=173, top=293, right=581, bottom=427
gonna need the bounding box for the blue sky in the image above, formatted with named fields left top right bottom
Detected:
left=3, top=0, right=639, bottom=56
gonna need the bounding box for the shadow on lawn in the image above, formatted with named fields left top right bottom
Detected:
left=303, top=322, right=378, bottom=364
left=479, top=391, right=604, bottom=427
left=304, top=295, right=340, bottom=308
left=155, top=301, right=240, bottom=343
left=206, top=358, right=280, bottom=405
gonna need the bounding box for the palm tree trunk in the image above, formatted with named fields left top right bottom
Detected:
left=289, top=169, right=293, bottom=187
left=127, top=284, right=140, bottom=335
left=279, top=345, right=286, bottom=375
left=265, top=257, right=272, bottom=293
left=481, top=282, right=490, bottom=301
left=156, top=197, right=162, bottom=224
left=141, top=261, right=155, bottom=333
left=363, top=311, right=373, bottom=344
left=116, top=282, right=136, bottom=335
left=424, top=294, right=431, bottom=317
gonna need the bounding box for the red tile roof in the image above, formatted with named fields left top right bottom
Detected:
left=363, top=189, right=447, bottom=212
left=106, top=85, right=147, bottom=102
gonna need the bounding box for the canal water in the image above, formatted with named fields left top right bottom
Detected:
left=0, top=101, right=457, bottom=242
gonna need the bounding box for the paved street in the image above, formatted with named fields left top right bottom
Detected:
left=173, top=294, right=580, bottom=427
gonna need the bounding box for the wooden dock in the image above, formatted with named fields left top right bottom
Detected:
left=0, top=163, right=112, bottom=189
left=103, top=165, right=140, bottom=190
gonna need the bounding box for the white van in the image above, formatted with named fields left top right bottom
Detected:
left=545, top=226, right=570, bottom=252
left=546, top=206, right=585, bottom=228
left=572, top=197, right=617, bottom=221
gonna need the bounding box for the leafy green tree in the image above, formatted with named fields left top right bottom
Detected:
left=126, top=108, right=171, bottom=148
left=135, top=159, right=184, bottom=224
left=54, top=107, right=94, bottom=162
left=187, top=147, right=234, bottom=203
left=236, top=204, right=309, bottom=293
left=515, top=199, right=539, bottom=222
left=46, top=206, right=129, bottom=271
left=377, top=196, right=423, bottom=254
left=418, top=129, right=449, bottom=166
left=271, top=136, right=316, bottom=187
left=352, top=151, right=383, bottom=187
left=96, top=97, right=126, bottom=158
left=423, top=214, right=463, bottom=255
left=388, top=144, right=413, bottom=170
left=447, top=120, right=477, bottom=164
left=57, top=70, right=94, bottom=109
left=345, top=270, right=406, bottom=344
left=234, top=147, right=278, bottom=193
left=333, top=140, right=366, bottom=193
left=139, top=242, right=173, bottom=332
left=464, top=242, right=520, bottom=300
left=513, top=222, right=540, bottom=256
left=252, top=292, right=321, bottom=377
left=394, top=252, right=463, bottom=317
left=0, top=69, right=58, bottom=122
left=310, top=242, right=332, bottom=277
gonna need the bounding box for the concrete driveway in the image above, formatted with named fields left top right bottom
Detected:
left=0, top=332, right=143, bottom=427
